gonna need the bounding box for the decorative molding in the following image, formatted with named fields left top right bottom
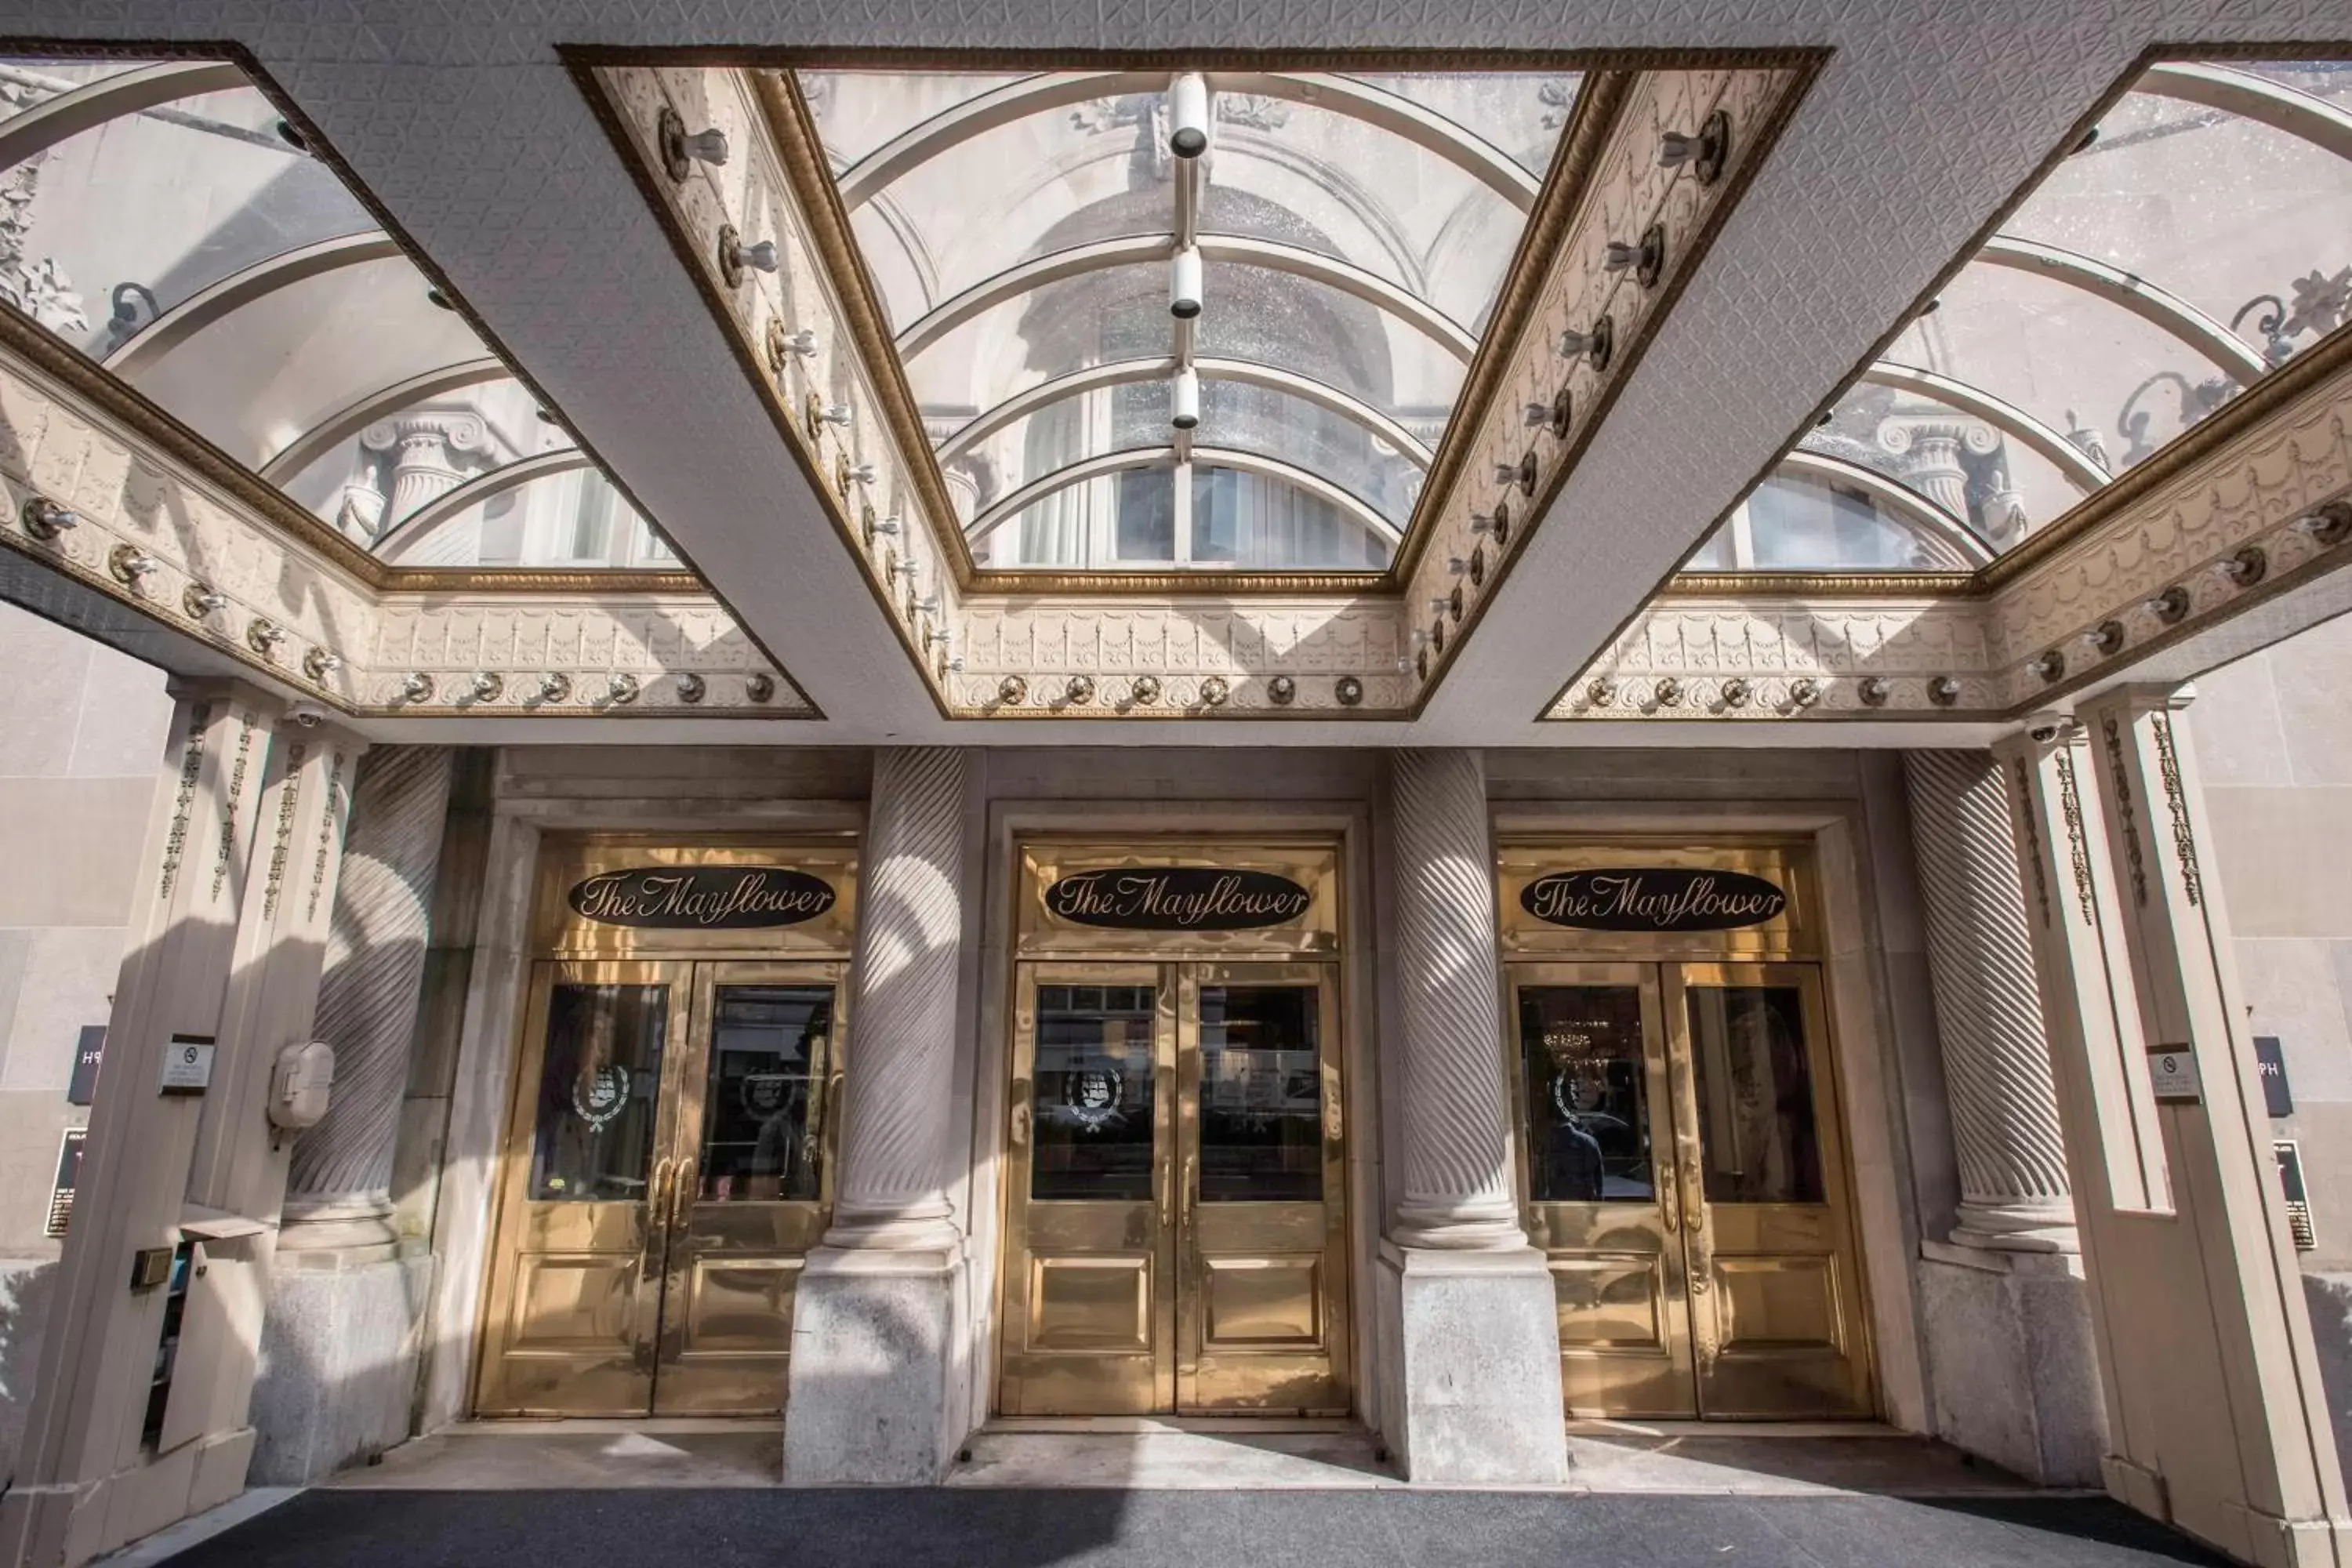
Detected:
left=2053, top=740, right=2098, bottom=930
left=2009, top=755, right=2050, bottom=929
left=261, top=740, right=305, bottom=924
left=158, top=698, right=209, bottom=902
left=2100, top=715, right=2148, bottom=908
left=2150, top=713, right=2203, bottom=908
left=0, top=339, right=812, bottom=722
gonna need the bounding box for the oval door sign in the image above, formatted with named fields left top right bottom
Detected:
left=1520, top=868, right=1787, bottom=932
left=568, top=866, right=837, bottom=930
left=1045, top=867, right=1313, bottom=931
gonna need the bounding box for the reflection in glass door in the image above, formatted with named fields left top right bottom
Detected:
left=1512, top=962, right=1871, bottom=1420
left=1001, top=962, right=1348, bottom=1416
left=476, top=960, right=844, bottom=1416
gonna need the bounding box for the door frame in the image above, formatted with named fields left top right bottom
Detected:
left=1490, top=815, right=1924, bottom=1432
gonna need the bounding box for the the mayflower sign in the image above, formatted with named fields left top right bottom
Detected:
left=1521, top=868, right=1786, bottom=932
left=568, top=866, right=837, bottom=930
left=1046, top=867, right=1313, bottom=931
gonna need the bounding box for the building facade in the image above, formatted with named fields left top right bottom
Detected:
left=0, top=20, right=2347, bottom=1568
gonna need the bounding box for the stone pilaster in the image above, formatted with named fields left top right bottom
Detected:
left=1375, top=750, right=1566, bottom=1485
left=1998, top=701, right=2352, bottom=1565
left=0, top=687, right=361, bottom=1568
left=250, top=746, right=455, bottom=1485
left=1902, top=750, right=2078, bottom=1253
left=783, top=747, right=972, bottom=1484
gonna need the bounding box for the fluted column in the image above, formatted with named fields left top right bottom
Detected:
left=281, top=746, right=456, bottom=1253
left=1388, top=749, right=1526, bottom=1249
left=1903, top=750, right=2078, bottom=1253
left=826, top=748, right=969, bottom=1250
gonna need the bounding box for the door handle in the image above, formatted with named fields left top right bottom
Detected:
left=1181, top=1156, right=1196, bottom=1229
left=1656, top=1163, right=1679, bottom=1233
left=670, top=1165, right=697, bottom=1233
left=1155, top=1157, right=1170, bottom=1225
left=1680, top=1150, right=1711, bottom=1295
left=648, top=1157, right=674, bottom=1226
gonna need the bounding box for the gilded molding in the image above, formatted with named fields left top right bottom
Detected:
left=2053, top=741, right=2097, bottom=930
left=158, top=699, right=209, bottom=902
left=2100, top=716, right=2148, bottom=908
left=2009, top=756, right=2050, bottom=930
left=2150, top=713, right=2203, bottom=908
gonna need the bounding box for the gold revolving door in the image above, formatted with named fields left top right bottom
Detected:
left=1500, top=844, right=1875, bottom=1421
left=474, top=840, right=856, bottom=1417
left=998, top=844, right=1351, bottom=1417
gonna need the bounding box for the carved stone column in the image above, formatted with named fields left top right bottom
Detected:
left=783, top=747, right=972, bottom=1484
left=250, top=746, right=456, bottom=1484
left=362, top=412, right=486, bottom=522
left=1996, top=701, right=2352, bottom=1561
left=1375, top=750, right=1566, bottom=1485
left=1902, top=750, right=2078, bottom=1253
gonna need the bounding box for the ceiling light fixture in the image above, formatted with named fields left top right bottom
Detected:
left=1168, top=74, right=1211, bottom=158
left=1170, top=247, right=1203, bottom=319
left=1172, top=367, right=1200, bottom=430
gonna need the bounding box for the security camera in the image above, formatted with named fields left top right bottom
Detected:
left=286, top=700, right=331, bottom=730
left=2024, top=710, right=2070, bottom=744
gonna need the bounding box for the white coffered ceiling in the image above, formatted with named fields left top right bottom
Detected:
left=3, top=0, right=2349, bottom=746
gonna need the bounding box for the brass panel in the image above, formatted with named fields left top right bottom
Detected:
left=1032, top=1258, right=1155, bottom=1351
left=508, top=1255, right=644, bottom=1353
left=1496, top=839, right=1816, bottom=961
left=1202, top=1258, right=1323, bottom=1348
left=1014, top=841, right=1341, bottom=961
left=534, top=836, right=861, bottom=959
left=677, top=1258, right=802, bottom=1354
left=1550, top=1255, right=1667, bottom=1348
left=1712, top=1254, right=1847, bottom=1353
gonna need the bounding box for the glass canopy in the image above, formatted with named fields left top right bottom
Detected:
left=1695, top=56, right=2352, bottom=574
left=0, top=56, right=670, bottom=568
left=800, top=67, right=1576, bottom=572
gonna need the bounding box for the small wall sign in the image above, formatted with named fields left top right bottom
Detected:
left=45, top=1127, right=85, bottom=1237
left=568, top=866, right=836, bottom=931
left=67, top=1025, right=104, bottom=1105
left=2254, top=1036, right=2294, bottom=1118
left=158, top=1035, right=216, bottom=1096
left=2274, top=1139, right=2318, bottom=1251
left=2147, top=1045, right=2201, bottom=1103
left=1520, top=869, right=1788, bottom=932
left=1045, top=867, right=1313, bottom=931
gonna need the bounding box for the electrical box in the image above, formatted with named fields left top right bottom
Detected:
left=267, top=1040, right=335, bottom=1131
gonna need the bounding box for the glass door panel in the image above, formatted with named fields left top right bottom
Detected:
left=1000, top=964, right=1176, bottom=1415
left=477, top=960, right=694, bottom=1415
left=654, top=964, right=844, bottom=1414
left=1667, top=963, right=1871, bottom=1418
left=1510, top=964, right=1694, bottom=1418
left=1178, top=965, right=1348, bottom=1414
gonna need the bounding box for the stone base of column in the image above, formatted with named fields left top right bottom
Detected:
left=1950, top=1198, right=2081, bottom=1255
left=249, top=1216, right=432, bottom=1485
left=1916, top=1240, right=2105, bottom=1486
left=1375, top=1241, right=1566, bottom=1485
left=782, top=1243, right=966, bottom=1486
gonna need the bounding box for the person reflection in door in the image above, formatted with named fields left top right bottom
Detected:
left=746, top=1074, right=809, bottom=1200
left=1543, top=1081, right=1607, bottom=1201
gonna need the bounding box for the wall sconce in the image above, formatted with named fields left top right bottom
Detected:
left=606, top=673, right=641, bottom=705
left=1858, top=677, right=1891, bottom=707
left=2292, top=499, right=2350, bottom=546
left=1585, top=677, right=1617, bottom=706
left=1472, top=504, right=1510, bottom=546
left=676, top=673, right=707, bottom=704
left=2146, top=584, right=2191, bottom=624
left=659, top=107, right=728, bottom=182
left=303, top=648, right=343, bottom=682
left=1267, top=675, right=1296, bottom=706
left=1064, top=675, right=1095, bottom=706
left=535, top=672, right=572, bottom=703
left=820, top=403, right=854, bottom=428
left=107, top=544, right=160, bottom=589
left=1603, top=224, right=1666, bottom=288
left=1335, top=676, right=1364, bottom=706
left=1659, top=111, right=1730, bottom=185
left=718, top=226, right=778, bottom=284
left=183, top=584, right=227, bottom=619
left=997, top=675, right=1028, bottom=706
left=1788, top=677, right=1821, bottom=709
left=2214, top=546, right=2267, bottom=588
left=399, top=673, right=435, bottom=705
left=850, top=463, right=877, bottom=487
left=1131, top=675, right=1161, bottom=706
left=20, top=495, right=75, bottom=539
left=2029, top=650, right=2066, bottom=684
left=1558, top=317, right=1613, bottom=370
left=1199, top=675, right=1230, bottom=707
left=246, top=619, right=288, bottom=657
left=1928, top=675, right=1961, bottom=706
left=767, top=323, right=818, bottom=370
left=466, top=671, right=503, bottom=702
left=2082, top=620, right=2125, bottom=655
left=1719, top=677, right=1751, bottom=708
left=744, top=673, right=775, bottom=704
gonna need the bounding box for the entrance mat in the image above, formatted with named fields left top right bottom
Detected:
left=163, top=1487, right=2230, bottom=1566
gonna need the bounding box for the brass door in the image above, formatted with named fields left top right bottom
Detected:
left=1001, top=961, right=1348, bottom=1416
left=1511, top=961, right=1872, bottom=1420
left=1666, top=962, right=1871, bottom=1418
left=477, top=960, right=842, bottom=1416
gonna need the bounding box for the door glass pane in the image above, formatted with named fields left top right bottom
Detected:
left=527, top=983, right=667, bottom=1202
left=696, top=985, right=836, bottom=1203
left=1197, top=985, right=1323, bottom=1203
left=1518, top=986, right=1654, bottom=1203
left=1031, top=983, right=1157, bottom=1201
left=1686, top=985, right=1825, bottom=1205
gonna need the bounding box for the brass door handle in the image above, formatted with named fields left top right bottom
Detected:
left=1656, top=1164, right=1679, bottom=1233
left=1181, top=1156, right=1196, bottom=1228
left=648, top=1157, right=674, bottom=1225
left=1155, top=1158, right=1170, bottom=1225
left=1680, top=1152, right=1712, bottom=1295
left=671, top=1165, right=697, bottom=1233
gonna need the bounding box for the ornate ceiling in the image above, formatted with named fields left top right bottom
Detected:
left=0, top=1, right=2347, bottom=746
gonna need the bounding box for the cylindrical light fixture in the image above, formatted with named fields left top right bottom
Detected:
left=1169, top=74, right=1211, bottom=158
left=1172, top=367, right=1200, bottom=429
left=1170, top=246, right=1203, bottom=319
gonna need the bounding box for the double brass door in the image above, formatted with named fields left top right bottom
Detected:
left=1512, top=960, right=1872, bottom=1420
left=477, top=959, right=843, bottom=1416
left=1000, top=961, right=1348, bottom=1416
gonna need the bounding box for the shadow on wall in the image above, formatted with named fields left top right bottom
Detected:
left=0, top=1259, right=56, bottom=1491
left=2302, top=1274, right=2352, bottom=1496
